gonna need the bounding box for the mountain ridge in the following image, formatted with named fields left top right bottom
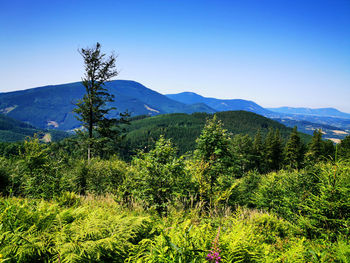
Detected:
left=267, top=106, right=350, bottom=119
left=166, top=92, right=272, bottom=116
left=1, top=81, right=349, bottom=142
left=166, top=91, right=350, bottom=140
left=0, top=80, right=216, bottom=130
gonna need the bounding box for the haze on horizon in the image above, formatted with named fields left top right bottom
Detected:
left=1, top=0, right=349, bottom=112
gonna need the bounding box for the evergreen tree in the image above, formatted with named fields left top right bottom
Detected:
left=133, top=136, right=189, bottom=214
left=230, top=134, right=254, bottom=176
left=252, top=129, right=266, bottom=173
left=273, top=129, right=284, bottom=170
left=194, top=115, right=231, bottom=200
left=264, top=128, right=274, bottom=171
left=323, top=140, right=335, bottom=161
left=338, top=135, right=350, bottom=160
left=284, top=126, right=304, bottom=169
left=74, top=42, right=118, bottom=162
left=306, top=129, right=324, bottom=163
left=265, top=128, right=283, bottom=171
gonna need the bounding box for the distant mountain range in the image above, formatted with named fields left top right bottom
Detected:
left=0, top=80, right=349, bottom=142
left=0, top=80, right=215, bottom=130
left=167, top=91, right=350, bottom=140
left=267, top=107, right=350, bottom=119
left=166, top=92, right=271, bottom=116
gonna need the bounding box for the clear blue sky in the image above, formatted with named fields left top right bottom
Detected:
left=1, top=0, right=349, bottom=112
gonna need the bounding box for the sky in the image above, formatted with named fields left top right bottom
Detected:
left=1, top=0, right=350, bottom=112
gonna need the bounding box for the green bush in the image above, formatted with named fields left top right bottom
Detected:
left=131, top=136, right=192, bottom=214
left=299, top=162, right=350, bottom=240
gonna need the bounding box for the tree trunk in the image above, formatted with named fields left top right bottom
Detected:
left=88, top=95, right=93, bottom=163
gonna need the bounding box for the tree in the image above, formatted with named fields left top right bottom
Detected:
left=194, top=115, right=232, bottom=204
left=252, top=129, right=266, bottom=173
left=284, top=126, right=304, bottom=169
left=265, top=128, right=283, bottom=171
left=306, top=129, right=324, bottom=163
left=74, top=42, right=119, bottom=162
left=132, top=136, right=189, bottom=214
left=20, top=135, right=61, bottom=199
left=338, top=135, right=350, bottom=160
left=230, top=134, right=254, bottom=176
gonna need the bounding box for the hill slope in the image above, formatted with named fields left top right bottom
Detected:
left=0, top=114, right=68, bottom=142
left=0, top=114, right=39, bottom=142
left=0, top=80, right=215, bottom=130
left=166, top=92, right=272, bottom=116
left=123, top=111, right=311, bottom=156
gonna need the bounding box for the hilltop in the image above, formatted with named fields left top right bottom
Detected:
left=122, top=110, right=311, bottom=156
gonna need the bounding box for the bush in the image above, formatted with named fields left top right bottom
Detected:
left=298, top=162, right=350, bottom=240
left=131, top=136, right=191, bottom=214
left=70, top=157, right=129, bottom=196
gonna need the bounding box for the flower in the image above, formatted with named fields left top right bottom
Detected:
left=205, top=227, right=221, bottom=262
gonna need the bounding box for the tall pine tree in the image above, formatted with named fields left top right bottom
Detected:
left=284, top=126, right=304, bottom=169
left=74, top=43, right=118, bottom=162
left=265, top=128, right=283, bottom=171
left=306, top=129, right=324, bottom=163
left=253, top=129, right=266, bottom=173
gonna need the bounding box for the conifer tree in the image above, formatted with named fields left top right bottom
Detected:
left=338, top=135, right=350, bottom=159
left=306, top=129, right=324, bottom=163
left=323, top=139, right=335, bottom=160
left=273, top=129, right=284, bottom=170
left=253, top=129, right=266, bottom=173
left=231, top=134, right=254, bottom=176
left=194, top=115, right=231, bottom=198
left=284, top=126, right=304, bottom=169
left=74, top=42, right=118, bottom=162
left=133, top=136, right=188, bottom=214
left=264, top=128, right=275, bottom=171
left=265, top=128, right=283, bottom=171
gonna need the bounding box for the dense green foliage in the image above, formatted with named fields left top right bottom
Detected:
left=1, top=116, right=350, bottom=262
left=120, top=111, right=311, bottom=157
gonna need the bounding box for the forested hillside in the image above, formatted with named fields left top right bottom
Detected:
left=0, top=113, right=69, bottom=144
left=0, top=113, right=39, bottom=142
left=122, top=111, right=311, bottom=156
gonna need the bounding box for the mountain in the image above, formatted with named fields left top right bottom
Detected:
left=166, top=92, right=272, bottom=116
left=0, top=80, right=215, bottom=130
left=2, top=81, right=349, bottom=142
left=267, top=107, right=350, bottom=119
left=122, top=111, right=311, bottom=157
left=0, top=114, right=68, bottom=142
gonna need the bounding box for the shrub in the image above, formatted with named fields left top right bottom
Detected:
left=131, top=136, right=191, bottom=214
